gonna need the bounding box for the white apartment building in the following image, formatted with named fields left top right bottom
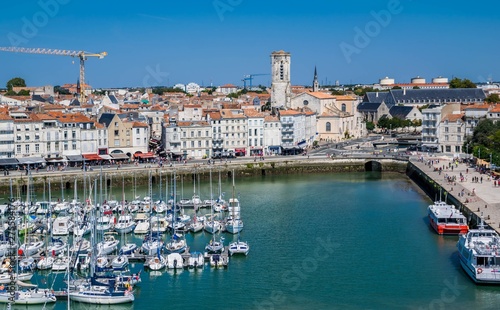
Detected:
left=178, top=121, right=212, bottom=159
left=0, top=114, right=14, bottom=158
left=421, top=105, right=443, bottom=148
left=264, top=115, right=281, bottom=154
left=243, top=109, right=265, bottom=156
left=279, top=110, right=306, bottom=151
left=439, top=113, right=465, bottom=154
left=220, top=109, right=247, bottom=154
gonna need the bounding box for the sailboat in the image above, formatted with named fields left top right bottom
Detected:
left=205, top=168, right=225, bottom=254
left=69, top=178, right=135, bottom=305
left=115, top=177, right=134, bottom=269
left=0, top=186, right=56, bottom=305
left=165, top=172, right=187, bottom=254
left=228, top=233, right=250, bottom=256
left=225, top=170, right=244, bottom=234
left=141, top=170, right=164, bottom=255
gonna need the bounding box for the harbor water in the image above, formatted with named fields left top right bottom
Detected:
left=3, top=171, right=500, bottom=310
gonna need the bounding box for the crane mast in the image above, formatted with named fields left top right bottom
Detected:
left=0, top=47, right=107, bottom=103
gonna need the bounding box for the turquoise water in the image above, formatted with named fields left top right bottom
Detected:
left=3, top=172, right=500, bottom=310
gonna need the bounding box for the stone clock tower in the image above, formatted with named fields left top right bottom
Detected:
left=270, top=50, right=291, bottom=109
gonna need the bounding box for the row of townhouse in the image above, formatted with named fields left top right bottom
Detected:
left=0, top=110, right=150, bottom=164
left=0, top=111, right=107, bottom=164
left=163, top=106, right=318, bottom=159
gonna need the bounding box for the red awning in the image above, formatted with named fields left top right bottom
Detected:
left=134, top=152, right=156, bottom=159
left=82, top=154, right=103, bottom=161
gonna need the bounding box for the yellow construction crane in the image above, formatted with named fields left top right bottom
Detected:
left=0, top=47, right=107, bottom=103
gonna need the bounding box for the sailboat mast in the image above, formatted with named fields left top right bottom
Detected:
left=74, top=178, right=78, bottom=202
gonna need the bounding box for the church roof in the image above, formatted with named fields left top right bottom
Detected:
left=389, top=88, right=486, bottom=102
left=357, top=102, right=383, bottom=112
left=389, top=106, right=414, bottom=119
left=364, top=92, right=389, bottom=103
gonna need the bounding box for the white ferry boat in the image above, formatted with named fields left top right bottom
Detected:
left=457, top=226, right=500, bottom=284
left=427, top=201, right=468, bottom=235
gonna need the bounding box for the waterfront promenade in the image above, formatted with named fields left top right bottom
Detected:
left=410, top=154, right=500, bottom=232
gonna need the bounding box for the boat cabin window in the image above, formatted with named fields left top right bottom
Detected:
left=477, top=256, right=500, bottom=266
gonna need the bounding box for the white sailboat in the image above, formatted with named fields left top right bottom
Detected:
left=226, top=170, right=244, bottom=234
left=0, top=190, right=56, bottom=305
left=228, top=234, right=250, bottom=256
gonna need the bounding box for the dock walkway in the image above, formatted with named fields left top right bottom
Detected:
left=410, top=155, right=500, bottom=232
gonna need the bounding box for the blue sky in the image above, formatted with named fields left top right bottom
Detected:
left=0, top=0, right=499, bottom=89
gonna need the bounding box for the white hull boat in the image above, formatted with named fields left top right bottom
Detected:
left=36, top=256, right=55, bottom=270
left=112, top=255, right=129, bottom=270
left=52, top=255, right=70, bottom=271
left=457, top=226, right=500, bottom=284
left=188, top=252, right=204, bottom=269
left=228, top=240, right=250, bottom=256
left=204, top=220, right=222, bottom=234
left=0, top=289, right=56, bottom=305
left=148, top=255, right=166, bottom=271
left=69, top=286, right=134, bottom=304
left=114, top=215, right=136, bottom=234
left=166, top=253, right=184, bottom=269
left=0, top=273, right=33, bottom=284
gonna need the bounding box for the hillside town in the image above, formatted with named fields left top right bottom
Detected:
left=0, top=50, right=498, bottom=169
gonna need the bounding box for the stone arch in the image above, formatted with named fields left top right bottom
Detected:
left=364, top=161, right=382, bottom=172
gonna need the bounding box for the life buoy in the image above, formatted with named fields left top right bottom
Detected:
left=477, top=268, right=483, bottom=274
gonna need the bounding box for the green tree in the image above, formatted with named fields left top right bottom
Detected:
left=6, top=77, right=26, bottom=91
left=330, top=89, right=345, bottom=95
left=449, top=77, right=476, bottom=88
left=353, top=86, right=375, bottom=96
left=54, top=85, right=70, bottom=95
left=412, top=86, right=420, bottom=89
left=392, top=86, right=402, bottom=89
left=485, top=93, right=500, bottom=103
left=4, top=90, right=17, bottom=96
left=17, top=89, right=30, bottom=96
left=365, top=121, right=375, bottom=131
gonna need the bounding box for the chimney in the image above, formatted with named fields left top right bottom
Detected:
left=376, top=92, right=379, bottom=98
left=403, top=88, right=406, bottom=95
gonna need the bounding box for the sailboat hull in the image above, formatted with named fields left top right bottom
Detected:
left=69, top=291, right=134, bottom=304
left=0, top=291, right=56, bottom=304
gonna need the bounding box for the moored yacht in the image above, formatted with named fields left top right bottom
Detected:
left=457, top=225, right=500, bottom=284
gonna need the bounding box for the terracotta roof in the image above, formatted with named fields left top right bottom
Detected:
left=43, top=104, right=66, bottom=110
left=177, top=121, right=210, bottom=127
left=220, top=109, right=246, bottom=119
left=47, top=112, right=92, bottom=123
left=243, top=109, right=265, bottom=117
left=94, top=122, right=105, bottom=129
left=489, top=105, right=500, bottom=113
left=279, top=110, right=302, bottom=116
left=184, top=104, right=202, bottom=108
left=463, top=104, right=491, bottom=110
left=332, top=95, right=356, bottom=101
left=442, top=113, right=464, bottom=122
left=207, top=111, right=222, bottom=120
left=264, top=115, right=279, bottom=122
left=0, top=114, right=12, bottom=121
left=308, top=92, right=336, bottom=99
left=132, top=122, right=148, bottom=128
left=220, top=84, right=238, bottom=88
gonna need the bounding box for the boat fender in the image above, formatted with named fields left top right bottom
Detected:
left=477, top=268, right=483, bottom=274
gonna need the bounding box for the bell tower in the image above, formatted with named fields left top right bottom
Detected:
left=312, top=66, right=319, bottom=92
left=270, top=50, right=291, bottom=109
